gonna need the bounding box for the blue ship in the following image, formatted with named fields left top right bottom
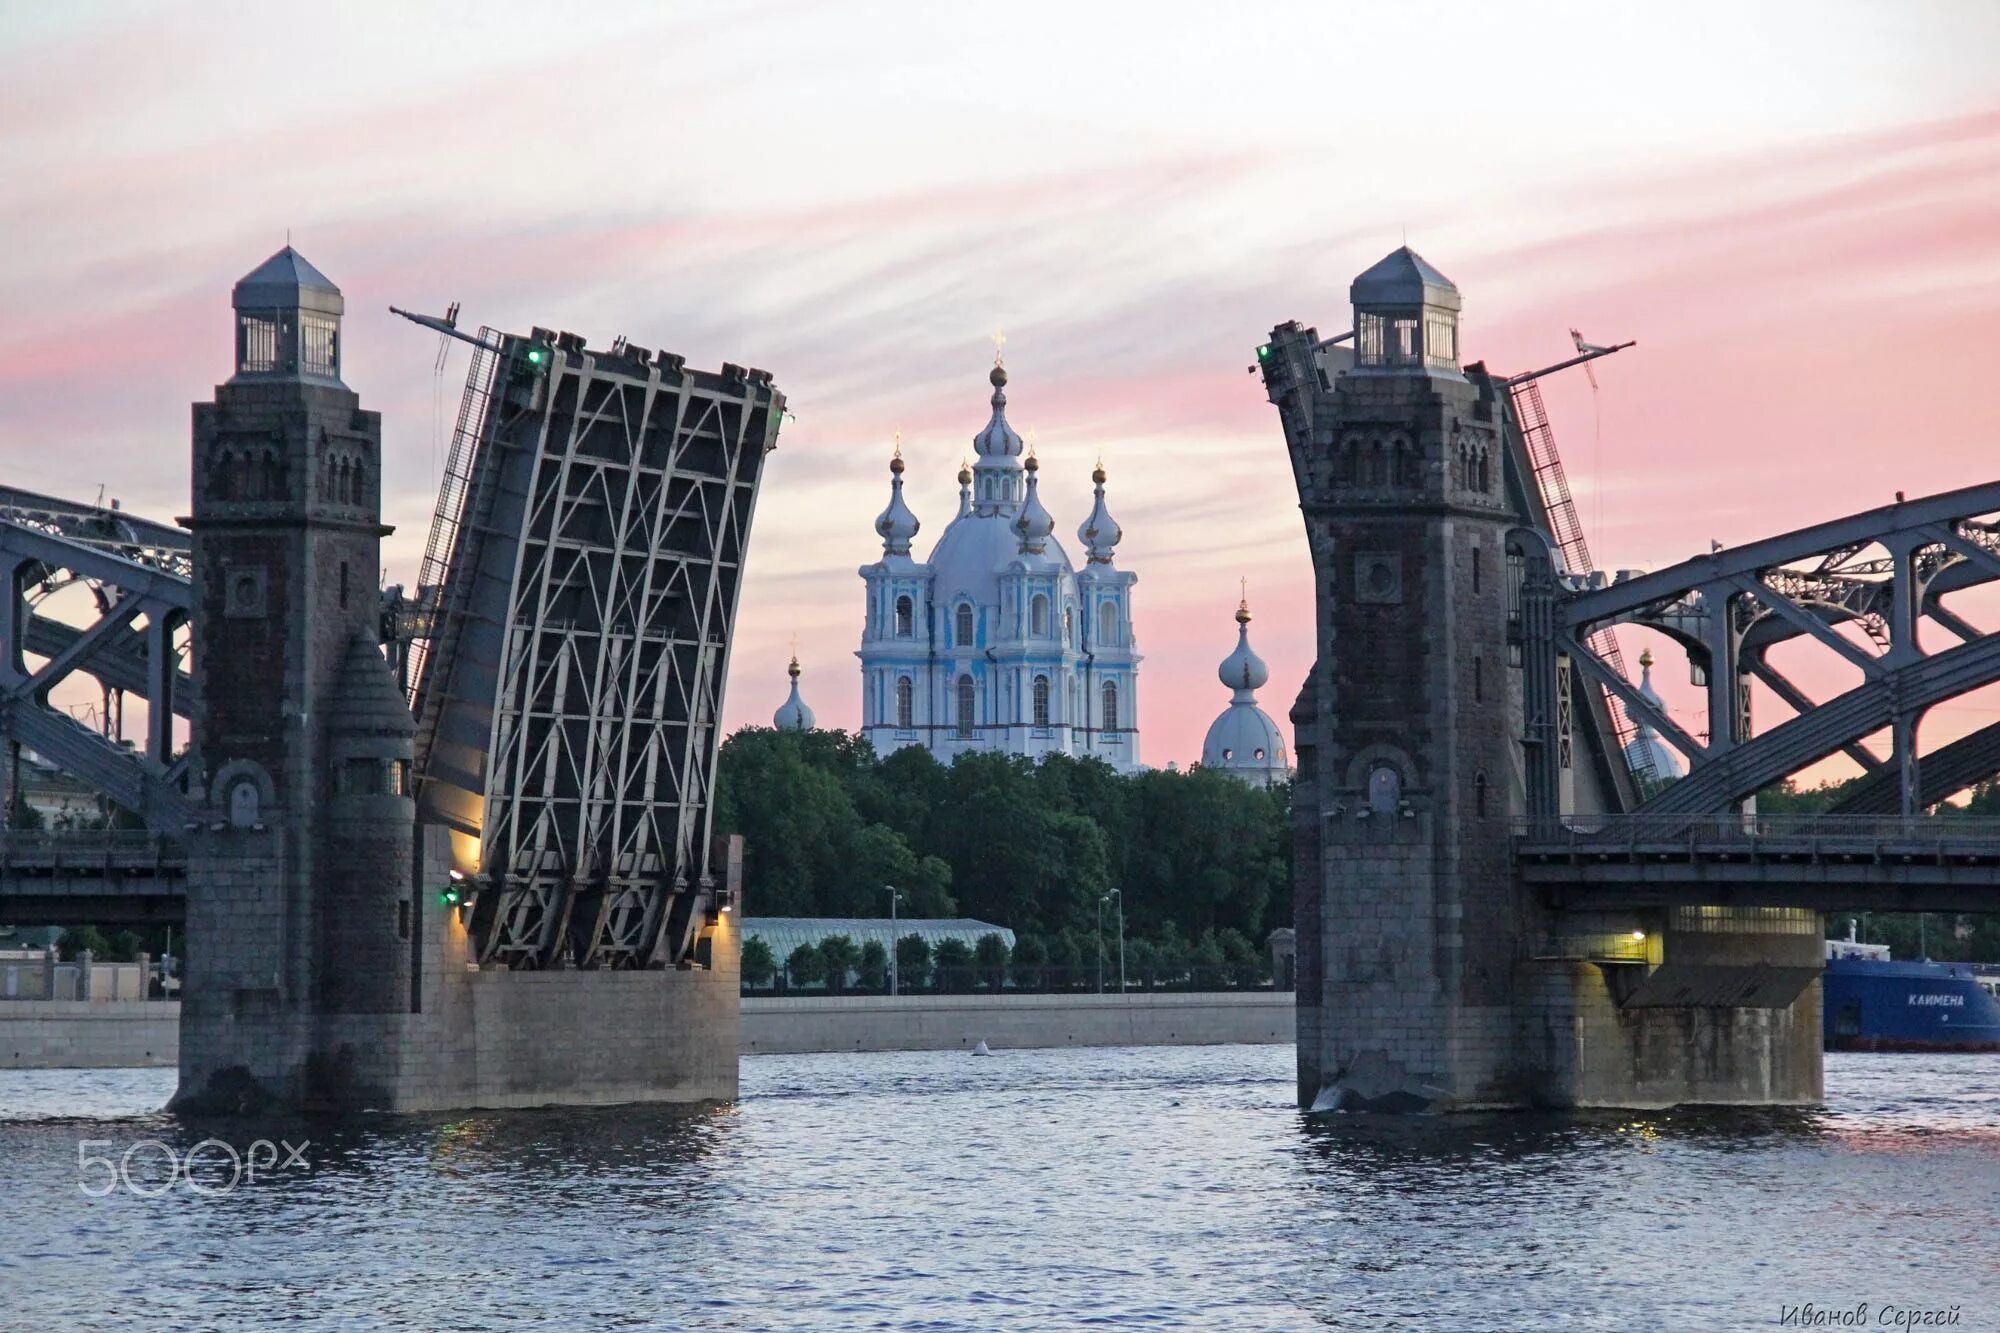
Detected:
left=1824, top=937, right=2000, bottom=1052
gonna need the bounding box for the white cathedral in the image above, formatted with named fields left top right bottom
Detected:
left=839, top=360, right=1143, bottom=772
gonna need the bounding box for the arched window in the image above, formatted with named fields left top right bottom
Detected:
left=956, top=675, right=976, bottom=737
left=1030, top=594, right=1049, bottom=637
left=896, top=675, right=914, bottom=728
left=1368, top=764, right=1401, bottom=814
left=1102, top=680, right=1119, bottom=732
left=1064, top=606, right=1074, bottom=646
left=894, top=594, right=913, bottom=638
left=1032, top=675, right=1050, bottom=727
left=1100, top=601, right=1121, bottom=645
left=956, top=603, right=974, bottom=646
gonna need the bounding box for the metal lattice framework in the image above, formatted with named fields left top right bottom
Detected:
left=1541, top=481, right=2000, bottom=819
left=412, top=332, right=782, bottom=970
left=0, top=488, right=197, bottom=831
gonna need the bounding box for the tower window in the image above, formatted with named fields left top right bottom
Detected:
left=895, top=594, right=914, bottom=638
left=1032, top=675, right=1050, bottom=727
left=1357, top=313, right=1385, bottom=366
left=1425, top=312, right=1457, bottom=369
left=1474, top=655, right=1483, bottom=702
left=956, top=675, right=976, bottom=737
left=1394, top=318, right=1420, bottom=364
left=1475, top=770, right=1490, bottom=818
left=1031, top=594, right=1049, bottom=637
left=239, top=313, right=279, bottom=373
left=339, top=561, right=349, bottom=609
left=1101, top=601, right=1121, bottom=645
left=1102, top=680, right=1119, bottom=732
left=896, top=675, right=914, bottom=728
left=1472, top=547, right=1482, bottom=594
left=301, top=312, right=339, bottom=377
left=956, top=603, right=974, bottom=647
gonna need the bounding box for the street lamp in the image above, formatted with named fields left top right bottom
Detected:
left=1105, top=887, right=1126, bottom=994
left=1095, top=894, right=1107, bottom=993
left=884, top=883, right=902, bottom=996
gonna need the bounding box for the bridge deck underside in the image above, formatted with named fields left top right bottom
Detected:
left=1520, top=834, right=2000, bottom=912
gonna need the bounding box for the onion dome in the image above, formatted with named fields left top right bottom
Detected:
left=1077, top=457, right=1123, bottom=564
left=873, top=440, right=920, bottom=556
left=773, top=653, right=816, bottom=731
left=956, top=458, right=973, bottom=518
left=1217, top=593, right=1269, bottom=695
left=1013, top=452, right=1055, bottom=555
left=973, top=364, right=1023, bottom=459
left=1201, top=593, right=1288, bottom=785
left=1623, top=648, right=1685, bottom=780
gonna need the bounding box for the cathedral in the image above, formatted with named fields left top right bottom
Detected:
left=850, top=360, right=1142, bottom=771
left=1200, top=592, right=1291, bottom=788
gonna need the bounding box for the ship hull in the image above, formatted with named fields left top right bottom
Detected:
left=1822, top=956, right=2000, bottom=1052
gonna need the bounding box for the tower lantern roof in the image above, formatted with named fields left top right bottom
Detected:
left=1349, top=246, right=1459, bottom=313
left=233, top=246, right=344, bottom=316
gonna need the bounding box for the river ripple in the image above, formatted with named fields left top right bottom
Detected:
left=0, top=1047, right=1995, bottom=1330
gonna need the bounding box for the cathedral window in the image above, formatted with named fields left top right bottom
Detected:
left=895, top=595, right=913, bottom=637
left=1102, top=680, right=1119, bottom=732
left=1100, top=602, right=1121, bottom=645
left=956, top=675, right=976, bottom=737
left=1031, top=594, right=1049, bottom=638
left=1032, top=675, right=1050, bottom=727
left=896, top=675, right=914, bottom=728
left=956, top=603, right=974, bottom=647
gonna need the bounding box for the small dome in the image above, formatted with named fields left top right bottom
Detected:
left=1013, top=454, right=1055, bottom=555
left=873, top=444, right=920, bottom=557
left=1217, top=597, right=1269, bottom=693
left=1624, top=649, right=1685, bottom=780
left=1202, top=704, right=1289, bottom=777
left=774, top=655, right=816, bottom=731
left=1076, top=459, right=1122, bottom=564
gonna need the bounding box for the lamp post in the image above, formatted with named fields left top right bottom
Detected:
left=1105, top=887, right=1125, bottom=994
left=885, top=883, right=901, bottom=996
left=1095, top=894, right=1106, bottom=994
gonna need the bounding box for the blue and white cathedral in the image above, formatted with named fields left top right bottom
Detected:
left=856, top=361, right=1142, bottom=771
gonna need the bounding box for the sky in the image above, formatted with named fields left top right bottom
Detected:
left=4, top=1, right=1999, bottom=773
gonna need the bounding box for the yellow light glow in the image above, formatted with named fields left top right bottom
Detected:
left=1631, top=930, right=1647, bottom=941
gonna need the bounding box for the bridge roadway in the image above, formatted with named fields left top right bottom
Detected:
left=1518, top=814, right=2000, bottom=913
left=0, top=831, right=186, bottom=925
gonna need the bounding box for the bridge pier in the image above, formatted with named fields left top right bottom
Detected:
left=1269, top=250, right=1829, bottom=1112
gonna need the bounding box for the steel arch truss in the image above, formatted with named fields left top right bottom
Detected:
left=1542, top=481, right=2000, bottom=817
left=0, top=494, right=197, bottom=831
left=439, top=343, right=780, bottom=970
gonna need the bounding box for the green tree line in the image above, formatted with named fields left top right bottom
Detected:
left=713, top=728, right=1292, bottom=960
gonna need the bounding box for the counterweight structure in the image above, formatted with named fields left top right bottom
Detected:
left=411, top=328, right=783, bottom=971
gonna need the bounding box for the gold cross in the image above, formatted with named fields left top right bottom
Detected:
left=992, top=328, right=1006, bottom=367
left=893, top=429, right=902, bottom=460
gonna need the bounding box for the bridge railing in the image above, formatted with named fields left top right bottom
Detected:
left=1513, top=812, right=2000, bottom=849
left=0, top=829, right=188, bottom=872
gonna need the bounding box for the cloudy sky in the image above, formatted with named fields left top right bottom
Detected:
left=5, top=1, right=1998, bottom=771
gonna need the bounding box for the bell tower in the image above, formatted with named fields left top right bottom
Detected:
left=1266, top=247, right=1522, bottom=1110
left=177, top=247, right=415, bottom=1109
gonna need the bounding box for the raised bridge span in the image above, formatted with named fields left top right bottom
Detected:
left=0, top=248, right=779, bottom=1111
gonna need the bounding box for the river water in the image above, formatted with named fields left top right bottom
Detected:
left=1, top=1047, right=1995, bottom=1331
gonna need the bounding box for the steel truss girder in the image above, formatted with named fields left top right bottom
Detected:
left=1543, top=481, right=2000, bottom=816
left=446, top=349, right=776, bottom=971
left=0, top=515, right=196, bottom=831
left=1830, top=717, right=2000, bottom=814
left=1638, top=633, right=2000, bottom=814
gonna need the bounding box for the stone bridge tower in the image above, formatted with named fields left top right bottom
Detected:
left=176, top=248, right=417, bottom=1110
left=1266, top=249, right=1821, bottom=1112
left=1266, top=249, right=1520, bottom=1110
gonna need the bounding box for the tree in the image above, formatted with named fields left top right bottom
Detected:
left=1217, top=927, right=1260, bottom=987
left=1124, top=937, right=1160, bottom=990
left=741, top=935, right=777, bottom=990
left=1009, top=933, right=1048, bottom=989
left=786, top=942, right=825, bottom=989
left=858, top=939, right=889, bottom=992
left=60, top=925, right=110, bottom=961
left=1190, top=930, right=1226, bottom=988
left=818, top=934, right=859, bottom=993
left=107, top=930, right=143, bottom=964
left=935, top=937, right=973, bottom=992
left=974, top=932, right=1010, bottom=991
left=896, top=933, right=933, bottom=992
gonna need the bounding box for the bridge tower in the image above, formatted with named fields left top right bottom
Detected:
left=1267, top=248, right=1823, bottom=1111
left=175, top=248, right=417, bottom=1109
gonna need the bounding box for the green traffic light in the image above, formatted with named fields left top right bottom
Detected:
left=1256, top=345, right=1272, bottom=361
left=440, top=888, right=461, bottom=907
left=526, top=348, right=545, bottom=365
